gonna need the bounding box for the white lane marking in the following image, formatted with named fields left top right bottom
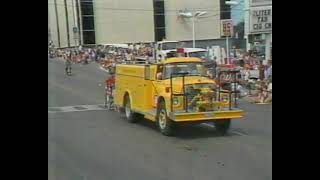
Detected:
left=99, top=66, right=109, bottom=73
left=48, top=104, right=106, bottom=113
left=202, top=123, right=248, bottom=136
left=202, top=123, right=215, bottom=128
left=229, top=131, right=248, bottom=136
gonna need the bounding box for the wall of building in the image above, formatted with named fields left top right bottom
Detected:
left=48, top=0, right=80, bottom=48
left=94, top=0, right=155, bottom=44
left=48, top=0, right=60, bottom=47
left=164, top=0, right=221, bottom=41
left=66, top=0, right=78, bottom=47
left=55, top=0, right=68, bottom=48
left=49, top=0, right=237, bottom=48
left=244, top=0, right=250, bottom=49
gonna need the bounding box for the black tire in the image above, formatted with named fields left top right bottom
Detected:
left=123, top=95, right=140, bottom=123
left=214, top=119, right=231, bottom=135
left=157, top=100, right=174, bottom=136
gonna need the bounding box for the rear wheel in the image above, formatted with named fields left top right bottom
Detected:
left=124, top=95, right=140, bottom=123
left=214, top=119, right=231, bottom=135
left=157, top=100, right=174, bottom=136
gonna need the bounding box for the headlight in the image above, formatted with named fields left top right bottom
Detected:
left=173, top=97, right=179, bottom=105
left=222, top=94, right=229, bottom=102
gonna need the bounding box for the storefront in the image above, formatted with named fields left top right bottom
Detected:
left=244, top=0, right=272, bottom=61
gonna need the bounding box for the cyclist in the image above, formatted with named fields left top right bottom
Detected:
left=65, top=53, right=72, bottom=75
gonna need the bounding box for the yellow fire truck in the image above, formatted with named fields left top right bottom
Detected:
left=114, top=57, right=244, bottom=136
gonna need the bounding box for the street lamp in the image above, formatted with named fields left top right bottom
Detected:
left=225, top=1, right=239, bottom=5
left=179, top=10, right=208, bottom=48
left=224, top=1, right=239, bottom=64
left=194, top=11, right=207, bottom=17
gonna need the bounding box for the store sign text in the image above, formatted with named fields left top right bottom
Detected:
left=250, top=6, right=272, bottom=33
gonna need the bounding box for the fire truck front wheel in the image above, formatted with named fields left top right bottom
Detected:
left=214, top=119, right=231, bottom=135
left=124, top=95, right=140, bottom=123
left=157, top=100, right=174, bottom=136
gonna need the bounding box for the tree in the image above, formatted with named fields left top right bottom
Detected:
left=234, top=21, right=245, bottom=39
left=232, top=21, right=245, bottom=49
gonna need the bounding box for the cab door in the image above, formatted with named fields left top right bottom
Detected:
left=152, top=64, right=166, bottom=108
left=144, top=65, right=157, bottom=111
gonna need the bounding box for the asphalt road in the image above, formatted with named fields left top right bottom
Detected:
left=48, top=58, right=272, bottom=180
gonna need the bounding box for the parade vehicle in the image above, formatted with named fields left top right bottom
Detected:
left=172, top=47, right=208, bottom=60
left=110, top=57, right=244, bottom=136
left=154, top=40, right=209, bottom=63
left=155, top=40, right=180, bottom=62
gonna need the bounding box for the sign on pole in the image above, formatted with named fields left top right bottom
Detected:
left=249, top=6, right=272, bottom=34
left=221, top=19, right=233, bottom=37
left=73, top=27, right=78, bottom=33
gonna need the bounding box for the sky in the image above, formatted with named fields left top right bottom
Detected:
left=231, top=0, right=245, bottom=24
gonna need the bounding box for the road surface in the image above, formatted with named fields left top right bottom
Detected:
left=48, top=58, right=272, bottom=180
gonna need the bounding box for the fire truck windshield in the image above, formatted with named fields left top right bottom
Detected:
left=162, top=42, right=178, bottom=50
left=163, top=62, right=206, bottom=79
left=188, top=51, right=207, bottom=59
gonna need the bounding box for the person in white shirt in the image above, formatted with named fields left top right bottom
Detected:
left=91, top=51, right=96, bottom=61
left=244, top=69, right=250, bottom=81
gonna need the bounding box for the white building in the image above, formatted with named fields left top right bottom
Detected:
left=164, top=0, right=221, bottom=41
left=48, top=0, right=82, bottom=48
left=244, top=0, right=272, bottom=61
left=48, top=0, right=235, bottom=49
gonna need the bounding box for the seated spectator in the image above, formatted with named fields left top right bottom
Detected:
left=255, top=80, right=271, bottom=104
left=264, top=80, right=272, bottom=103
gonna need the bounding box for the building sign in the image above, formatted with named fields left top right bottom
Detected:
left=249, top=6, right=272, bottom=34
left=250, top=0, right=272, bottom=7
left=73, top=27, right=79, bottom=40
left=73, top=27, right=78, bottom=33
left=220, top=19, right=233, bottom=37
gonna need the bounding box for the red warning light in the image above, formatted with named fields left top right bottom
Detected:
left=177, top=48, right=184, bottom=53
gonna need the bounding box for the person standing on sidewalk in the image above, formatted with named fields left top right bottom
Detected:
left=96, top=48, right=101, bottom=61
left=258, top=61, right=265, bottom=80
left=267, top=60, right=272, bottom=81
left=91, top=50, right=96, bottom=62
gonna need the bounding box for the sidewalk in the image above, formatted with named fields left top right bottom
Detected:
left=241, top=95, right=258, bottom=103
left=240, top=93, right=272, bottom=105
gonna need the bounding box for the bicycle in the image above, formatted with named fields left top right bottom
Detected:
left=104, top=76, right=116, bottom=110
left=65, top=66, right=72, bottom=76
